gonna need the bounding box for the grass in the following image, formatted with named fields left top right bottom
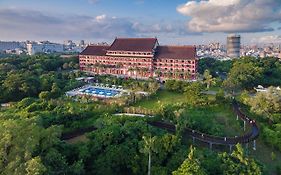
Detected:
left=248, top=139, right=281, bottom=175
left=133, top=90, right=188, bottom=109
left=237, top=105, right=281, bottom=174
left=207, top=86, right=221, bottom=92
left=185, top=103, right=247, bottom=137
left=133, top=89, right=245, bottom=137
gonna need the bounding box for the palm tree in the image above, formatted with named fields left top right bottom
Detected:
left=141, top=67, right=149, bottom=77
left=168, top=71, right=173, bottom=79
left=184, top=71, right=191, bottom=80
left=203, top=69, right=215, bottom=89
left=154, top=69, right=161, bottom=78
left=142, top=135, right=157, bottom=175
left=127, top=67, right=134, bottom=77
left=174, top=69, right=181, bottom=79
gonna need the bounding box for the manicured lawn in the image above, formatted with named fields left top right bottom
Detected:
left=133, top=90, right=187, bottom=109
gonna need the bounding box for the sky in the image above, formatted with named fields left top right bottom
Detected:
left=0, top=0, right=281, bottom=45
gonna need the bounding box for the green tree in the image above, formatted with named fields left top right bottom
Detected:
left=0, top=119, right=61, bottom=174
left=220, top=144, right=262, bottom=175
left=25, top=157, right=46, bottom=175
left=248, top=87, right=281, bottom=123
left=203, top=69, right=215, bottom=89
left=51, top=83, right=61, bottom=98
left=184, top=82, right=207, bottom=106
left=223, top=60, right=263, bottom=92
left=142, top=135, right=158, bottom=175
left=39, top=91, right=51, bottom=101
left=172, top=146, right=206, bottom=175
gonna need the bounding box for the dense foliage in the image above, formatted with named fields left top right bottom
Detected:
left=223, top=57, right=281, bottom=91
left=198, top=58, right=233, bottom=77
left=0, top=54, right=81, bottom=102
left=240, top=88, right=281, bottom=152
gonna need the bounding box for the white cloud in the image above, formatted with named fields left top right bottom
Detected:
left=251, top=35, right=281, bottom=43
left=177, top=0, right=281, bottom=33
left=0, top=8, right=190, bottom=42
left=95, top=14, right=106, bottom=22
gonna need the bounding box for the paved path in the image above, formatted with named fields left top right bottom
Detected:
left=148, top=101, right=259, bottom=148
left=62, top=101, right=259, bottom=149
left=113, top=113, right=154, bottom=118
left=115, top=101, right=259, bottom=147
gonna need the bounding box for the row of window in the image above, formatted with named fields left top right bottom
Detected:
left=107, top=51, right=152, bottom=55
left=81, top=60, right=195, bottom=68
left=156, top=59, right=195, bottom=64
left=80, top=59, right=195, bottom=67
left=80, top=60, right=152, bottom=67
left=81, top=56, right=195, bottom=64
left=154, top=63, right=195, bottom=68
left=155, top=68, right=195, bottom=73
left=81, top=63, right=195, bottom=73
left=82, top=57, right=151, bottom=62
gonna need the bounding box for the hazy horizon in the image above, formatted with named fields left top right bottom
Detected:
left=0, top=0, right=281, bottom=45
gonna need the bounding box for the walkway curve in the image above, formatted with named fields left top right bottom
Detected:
left=148, top=101, right=259, bottom=146
left=62, top=101, right=259, bottom=147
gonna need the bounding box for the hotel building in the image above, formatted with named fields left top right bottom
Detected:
left=79, top=38, right=197, bottom=80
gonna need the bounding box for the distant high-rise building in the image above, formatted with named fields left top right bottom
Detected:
left=79, top=40, right=85, bottom=46
left=27, top=41, right=63, bottom=55
left=64, top=40, right=76, bottom=50
left=227, top=34, right=241, bottom=58
left=0, top=41, right=22, bottom=51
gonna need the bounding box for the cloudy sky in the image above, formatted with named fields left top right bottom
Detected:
left=0, top=0, right=281, bottom=45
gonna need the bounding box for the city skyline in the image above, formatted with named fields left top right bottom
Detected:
left=0, top=0, right=281, bottom=45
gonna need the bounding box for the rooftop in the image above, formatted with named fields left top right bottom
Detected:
left=108, top=38, right=158, bottom=52
left=80, top=38, right=197, bottom=59
left=155, top=46, right=196, bottom=59
left=80, top=45, right=109, bottom=55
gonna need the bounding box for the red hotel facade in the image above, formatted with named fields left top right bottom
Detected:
left=79, top=38, right=198, bottom=80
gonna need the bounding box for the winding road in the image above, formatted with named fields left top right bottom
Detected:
left=62, top=101, right=259, bottom=150
left=148, top=101, right=259, bottom=150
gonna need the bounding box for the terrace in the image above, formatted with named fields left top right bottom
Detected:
left=66, top=84, right=127, bottom=98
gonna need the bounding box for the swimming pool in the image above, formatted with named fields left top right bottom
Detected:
left=78, top=87, right=121, bottom=97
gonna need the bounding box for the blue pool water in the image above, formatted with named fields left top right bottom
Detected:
left=79, top=87, right=121, bottom=97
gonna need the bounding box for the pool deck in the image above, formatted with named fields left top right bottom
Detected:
left=66, top=84, right=128, bottom=98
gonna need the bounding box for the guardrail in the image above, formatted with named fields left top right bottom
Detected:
left=148, top=101, right=259, bottom=150
left=62, top=101, right=259, bottom=151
